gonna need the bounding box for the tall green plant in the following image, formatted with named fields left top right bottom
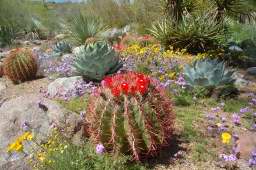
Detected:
left=68, top=12, right=107, bottom=45
left=149, top=11, right=225, bottom=53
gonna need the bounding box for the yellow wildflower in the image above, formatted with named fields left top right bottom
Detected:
left=15, top=143, right=23, bottom=152
left=221, top=132, right=231, bottom=144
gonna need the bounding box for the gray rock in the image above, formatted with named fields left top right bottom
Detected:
left=246, top=67, right=256, bottom=76
left=0, top=51, right=10, bottom=62
left=0, top=94, right=82, bottom=169
left=233, top=72, right=249, bottom=88
left=47, top=76, right=86, bottom=99
left=0, top=80, right=6, bottom=93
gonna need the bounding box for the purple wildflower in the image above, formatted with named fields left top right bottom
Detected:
left=220, top=154, right=237, bottom=162
left=232, top=133, right=239, bottom=141
left=252, top=123, right=256, bottom=131
left=211, top=107, right=221, bottom=113
left=249, top=149, right=256, bottom=167
left=232, top=113, right=241, bottom=125
left=251, top=98, right=256, bottom=105
left=80, top=111, right=86, bottom=119
left=240, top=107, right=250, bottom=114
left=221, top=116, right=227, bottom=123
left=96, top=144, right=105, bottom=154
left=206, top=113, right=216, bottom=120
left=175, top=74, right=186, bottom=86
left=253, top=113, right=256, bottom=118
left=22, top=121, right=30, bottom=131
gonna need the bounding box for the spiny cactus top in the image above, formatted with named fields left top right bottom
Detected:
left=3, top=48, right=37, bottom=84
left=86, top=71, right=175, bottom=161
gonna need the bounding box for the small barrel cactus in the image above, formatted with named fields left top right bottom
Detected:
left=86, top=71, right=175, bottom=160
left=73, top=41, right=122, bottom=81
left=3, top=48, right=37, bottom=84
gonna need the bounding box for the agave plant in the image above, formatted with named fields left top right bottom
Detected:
left=183, top=59, right=235, bottom=88
left=68, top=12, right=107, bottom=45
left=53, top=41, right=72, bottom=54
left=73, top=41, right=122, bottom=81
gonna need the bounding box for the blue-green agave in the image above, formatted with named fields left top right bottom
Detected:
left=183, top=59, right=235, bottom=88
left=53, top=41, right=72, bottom=54
left=73, top=41, right=122, bottom=81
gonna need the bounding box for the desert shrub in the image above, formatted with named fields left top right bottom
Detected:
left=86, top=71, right=175, bottom=161
left=31, top=130, right=146, bottom=170
left=149, top=11, right=225, bottom=54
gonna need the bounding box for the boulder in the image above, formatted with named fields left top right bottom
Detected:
left=0, top=94, right=82, bottom=169
left=47, top=76, right=94, bottom=100
left=246, top=67, right=256, bottom=76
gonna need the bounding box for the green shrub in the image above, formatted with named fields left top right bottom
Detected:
left=0, top=25, right=19, bottom=47
left=32, top=130, right=146, bottom=170
left=149, top=11, right=225, bottom=54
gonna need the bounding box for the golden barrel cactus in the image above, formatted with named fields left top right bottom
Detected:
left=3, top=48, right=37, bottom=84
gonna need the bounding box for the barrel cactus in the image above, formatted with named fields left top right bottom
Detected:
left=85, top=71, right=175, bottom=160
left=3, top=48, right=37, bottom=84
left=0, top=64, right=3, bottom=77
left=183, top=59, right=235, bottom=88
left=73, top=41, right=122, bottom=81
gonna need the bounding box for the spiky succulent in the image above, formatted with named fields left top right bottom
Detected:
left=53, top=41, right=72, bottom=54
left=184, top=59, right=235, bottom=88
left=3, top=48, right=37, bottom=84
left=85, top=71, right=175, bottom=161
left=73, top=41, right=122, bottom=81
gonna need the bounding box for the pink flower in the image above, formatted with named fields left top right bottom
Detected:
left=96, top=144, right=105, bottom=154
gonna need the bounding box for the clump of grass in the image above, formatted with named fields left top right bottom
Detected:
left=31, top=130, right=146, bottom=170
left=175, top=100, right=216, bottom=161
left=223, top=99, right=248, bottom=112
left=57, top=95, right=88, bottom=114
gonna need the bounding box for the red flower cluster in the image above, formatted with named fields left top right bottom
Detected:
left=112, top=43, right=125, bottom=52
left=102, top=72, right=150, bottom=97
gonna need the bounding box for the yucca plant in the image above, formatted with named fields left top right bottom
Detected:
left=149, top=11, right=225, bottom=53
left=67, top=12, right=107, bottom=45
left=73, top=41, right=122, bottom=81
left=183, top=59, right=235, bottom=88
left=3, top=48, right=37, bottom=84
left=85, top=71, right=175, bottom=161
left=0, top=25, right=19, bottom=47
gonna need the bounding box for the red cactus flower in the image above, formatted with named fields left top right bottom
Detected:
left=111, top=87, right=120, bottom=97
left=113, top=43, right=125, bottom=52
left=121, top=82, right=129, bottom=94
left=103, top=76, right=113, bottom=88
left=138, top=84, right=147, bottom=94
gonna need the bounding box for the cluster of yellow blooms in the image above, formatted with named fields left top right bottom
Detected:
left=221, top=132, right=231, bottom=144
left=121, top=44, right=207, bottom=81
left=7, top=132, right=33, bottom=153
